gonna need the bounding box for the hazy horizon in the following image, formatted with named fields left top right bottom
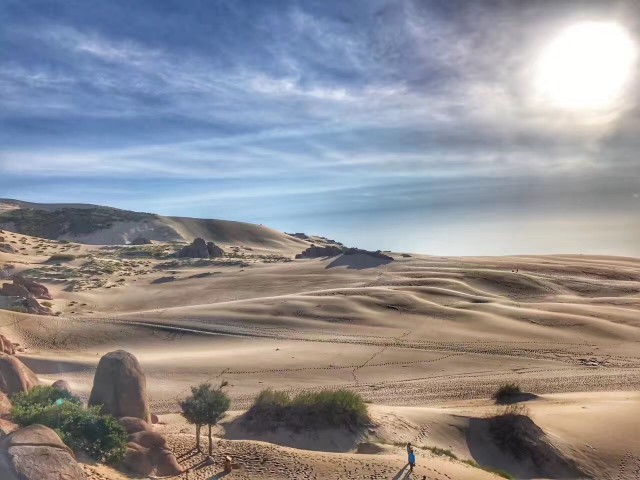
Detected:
left=2, top=0, right=639, bottom=256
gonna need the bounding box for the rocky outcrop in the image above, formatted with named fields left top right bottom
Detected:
left=123, top=431, right=182, bottom=477
left=295, top=244, right=343, bottom=259
left=0, top=278, right=53, bottom=316
left=0, top=284, right=29, bottom=299
left=12, top=276, right=51, bottom=300
left=0, top=425, right=85, bottom=480
left=130, top=236, right=152, bottom=245
left=176, top=238, right=224, bottom=259
left=51, top=379, right=72, bottom=394
left=88, top=350, right=150, bottom=423
left=0, top=354, right=39, bottom=396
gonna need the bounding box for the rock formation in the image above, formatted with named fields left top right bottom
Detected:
left=0, top=354, right=39, bottom=395
left=12, top=275, right=52, bottom=300
left=0, top=277, right=53, bottom=315
left=88, top=350, right=151, bottom=422
left=0, top=425, right=85, bottom=480
left=206, top=241, right=224, bottom=258
left=131, top=236, right=152, bottom=245
left=120, top=418, right=182, bottom=476
left=176, top=238, right=224, bottom=259
left=295, top=244, right=344, bottom=259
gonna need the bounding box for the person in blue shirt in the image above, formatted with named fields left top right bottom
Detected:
left=408, top=447, right=416, bottom=472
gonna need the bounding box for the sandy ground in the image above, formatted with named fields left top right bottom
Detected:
left=1, top=229, right=639, bottom=479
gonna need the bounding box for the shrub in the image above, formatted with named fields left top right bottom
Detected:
left=48, top=253, right=76, bottom=262
left=10, top=386, right=126, bottom=465
left=492, top=382, right=522, bottom=403
left=246, top=388, right=369, bottom=431
left=11, top=385, right=80, bottom=410
left=180, top=382, right=230, bottom=455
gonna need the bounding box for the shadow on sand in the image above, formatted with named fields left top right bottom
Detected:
left=325, top=253, right=393, bottom=270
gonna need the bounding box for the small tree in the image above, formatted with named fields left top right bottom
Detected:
left=180, top=382, right=230, bottom=455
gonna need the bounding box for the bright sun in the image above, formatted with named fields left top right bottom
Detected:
left=536, top=22, right=636, bottom=110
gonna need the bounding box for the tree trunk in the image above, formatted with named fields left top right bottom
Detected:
left=208, top=424, right=212, bottom=456
left=195, top=424, right=201, bottom=451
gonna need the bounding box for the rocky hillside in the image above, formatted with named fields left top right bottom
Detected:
left=0, top=199, right=307, bottom=252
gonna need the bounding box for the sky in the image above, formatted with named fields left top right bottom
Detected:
left=1, top=0, right=639, bottom=255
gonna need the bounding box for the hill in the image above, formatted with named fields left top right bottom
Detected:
left=0, top=199, right=308, bottom=253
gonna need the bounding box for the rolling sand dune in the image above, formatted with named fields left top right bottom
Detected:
left=0, top=223, right=639, bottom=479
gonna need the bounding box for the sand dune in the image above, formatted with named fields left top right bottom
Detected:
left=0, top=225, right=639, bottom=478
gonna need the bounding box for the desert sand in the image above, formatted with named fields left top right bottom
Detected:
left=0, top=221, right=639, bottom=479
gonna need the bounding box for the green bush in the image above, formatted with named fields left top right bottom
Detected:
left=10, top=387, right=126, bottom=465
left=11, top=385, right=80, bottom=410
left=246, top=388, right=369, bottom=431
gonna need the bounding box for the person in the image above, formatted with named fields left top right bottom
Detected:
left=406, top=442, right=412, bottom=454
left=408, top=447, right=416, bottom=472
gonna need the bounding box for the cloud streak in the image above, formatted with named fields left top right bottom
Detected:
left=0, top=0, right=639, bottom=254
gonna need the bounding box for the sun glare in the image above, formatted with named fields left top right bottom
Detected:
left=536, top=22, right=636, bottom=110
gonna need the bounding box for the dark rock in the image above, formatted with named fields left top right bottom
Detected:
left=0, top=244, right=14, bottom=254
left=0, top=354, right=39, bottom=396
left=12, top=276, right=52, bottom=300
left=0, top=284, right=29, bottom=298
left=131, top=237, right=152, bottom=245
left=176, top=238, right=209, bottom=259
left=123, top=442, right=153, bottom=475
left=206, top=241, right=224, bottom=258
left=88, top=350, right=150, bottom=423
left=295, top=244, right=343, bottom=259
left=24, top=296, right=52, bottom=316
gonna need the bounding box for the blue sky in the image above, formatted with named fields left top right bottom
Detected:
left=1, top=0, right=639, bottom=255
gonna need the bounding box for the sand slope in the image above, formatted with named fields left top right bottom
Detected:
left=0, top=226, right=639, bottom=478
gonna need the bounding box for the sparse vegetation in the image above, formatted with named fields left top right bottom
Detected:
left=10, top=386, right=126, bottom=464
left=245, top=388, right=369, bottom=431
left=492, top=382, right=522, bottom=403
left=48, top=253, right=76, bottom=262
left=180, top=381, right=230, bottom=455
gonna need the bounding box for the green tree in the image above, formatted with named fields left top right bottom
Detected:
left=180, top=382, right=230, bottom=455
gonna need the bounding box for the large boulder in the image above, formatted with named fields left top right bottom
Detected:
left=0, top=425, right=85, bottom=480
left=176, top=238, right=210, bottom=259
left=124, top=432, right=182, bottom=477
left=88, top=350, right=150, bottom=422
left=12, top=276, right=51, bottom=300
left=0, top=354, right=39, bottom=395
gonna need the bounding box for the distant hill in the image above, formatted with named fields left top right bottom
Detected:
left=0, top=199, right=308, bottom=252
